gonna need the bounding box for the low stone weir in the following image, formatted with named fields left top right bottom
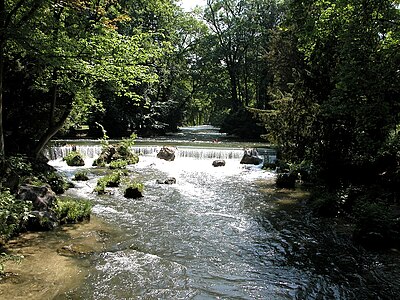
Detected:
left=44, top=145, right=266, bottom=161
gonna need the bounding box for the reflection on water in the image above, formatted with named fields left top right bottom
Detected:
left=42, top=126, right=400, bottom=299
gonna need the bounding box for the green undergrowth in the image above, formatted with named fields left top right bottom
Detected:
left=55, top=197, right=92, bottom=224
left=0, top=155, right=93, bottom=274
left=1, top=154, right=70, bottom=194
left=109, top=159, right=128, bottom=169
left=0, top=189, right=31, bottom=244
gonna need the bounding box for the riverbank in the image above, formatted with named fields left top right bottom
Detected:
left=0, top=216, right=116, bottom=299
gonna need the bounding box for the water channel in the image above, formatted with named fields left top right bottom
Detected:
left=43, top=126, right=400, bottom=299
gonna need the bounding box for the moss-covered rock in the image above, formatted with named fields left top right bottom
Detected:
left=124, top=182, right=144, bottom=199
left=0, top=155, right=71, bottom=196
left=93, top=145, right=139, bottom=167
left=63, top=151, right=85, bottom=166
left=73, top=171, right=89, bottom=181
left=94, top=171, right=123, bottom=194
left=157, top=146, right=176, bottom=161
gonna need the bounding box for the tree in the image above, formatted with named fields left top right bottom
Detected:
left=2, top=0, right=162, bottom=157
left=204, top=0, right=279, bottom=110
left=0, top=0, right=47, bottom=159
left=261, top=0, right=400, bottom=186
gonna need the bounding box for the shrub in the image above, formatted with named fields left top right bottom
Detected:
left=55, top=197, right=92, bottom=224
left=309, top=191, right=340, bottom=217
left=0, top=189, right=31, bottom=244
left=94, top=183, right=106, bottom=195
left=354, top=201, right=391, bottom=234
left=109, top=159, right=128, bottom=169
left=5, top=155, right=33, bottom=175
left=93, top=134, right=139, bottom=167
left=0, top=155, right=33, bottom=192
left=63, top=151, right=85, bottom=166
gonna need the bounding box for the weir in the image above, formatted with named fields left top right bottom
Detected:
left=45, top=145, right=276, bottom=162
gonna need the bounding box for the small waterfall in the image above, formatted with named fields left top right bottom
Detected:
left=45, top=145, right=246, bottom=161
left=131, top=146, right=160, bottom=156
left=44, top=145, right=103, bottom=160
left=176, top=147, right=243, bottom=160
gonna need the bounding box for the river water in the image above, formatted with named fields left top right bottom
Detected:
left=46, top=126, right=400, bottom=299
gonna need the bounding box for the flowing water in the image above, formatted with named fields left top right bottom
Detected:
left=43, top=126, right=399, bottom=299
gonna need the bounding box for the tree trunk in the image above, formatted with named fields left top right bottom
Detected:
left=0, top=43, right=4, bottom=160
left=229, top=68, right=239, bottom=112
left=0, top=0, right=5, bottom=160
left=33, top=97, right=72, bottom=158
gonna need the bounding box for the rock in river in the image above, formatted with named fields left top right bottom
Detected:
left=157, top=146, right=176, bottom=161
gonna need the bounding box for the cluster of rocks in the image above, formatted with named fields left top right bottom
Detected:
left=157, top=146, right=264, bottom=169
left=92, top=145, right=289, bottom=201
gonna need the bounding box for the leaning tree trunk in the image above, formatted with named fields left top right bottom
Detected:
left=33, top=85, right=72, bottom=158
left=33, top=105, right=72, bottom=158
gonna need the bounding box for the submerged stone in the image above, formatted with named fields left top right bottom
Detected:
left=156, top=177, right=177, bottom=184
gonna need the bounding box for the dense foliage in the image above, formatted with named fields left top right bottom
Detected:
left=0, top=189, right=31, bottom=243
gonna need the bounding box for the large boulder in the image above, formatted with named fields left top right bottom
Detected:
left=240, top=148, right=262, bottom=165
left=17, top=184, right=56, bottom=210
left=157, top=146, right=176, bottom=161
left=212, top=160, right=226, bottom=167
left=17, top=184, right=58, bottom=230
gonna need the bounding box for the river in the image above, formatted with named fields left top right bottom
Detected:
left=40, top=126, right=400, bottom=299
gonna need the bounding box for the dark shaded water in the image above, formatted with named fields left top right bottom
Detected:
left=47, top=126, right=400, bottom=299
